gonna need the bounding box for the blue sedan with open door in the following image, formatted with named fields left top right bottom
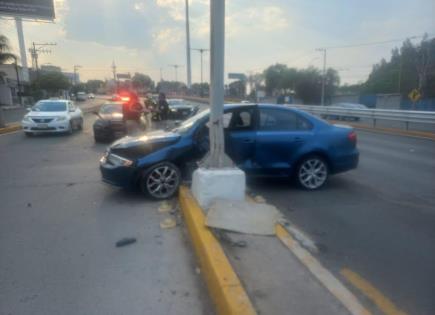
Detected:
left=99, top=104, right=359, bottom=199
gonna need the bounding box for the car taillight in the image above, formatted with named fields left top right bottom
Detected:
left=120, top=96, right=130, bottom=102
left=348, top=131, right=357, bottom=143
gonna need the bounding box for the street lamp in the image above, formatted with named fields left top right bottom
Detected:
left=316, top=48, right=327, bottom=106
left=192, top=48, right=209, bottom=96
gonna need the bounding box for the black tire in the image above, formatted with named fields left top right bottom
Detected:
left=295, top=155, right=329, bottom=190
left=25, top=132, right=34, bottom=137
left=77, top=118, right=83, bottom=130
left=66, top=121, right=73, bottom=135
left=140, top=162, right=181, bottom=199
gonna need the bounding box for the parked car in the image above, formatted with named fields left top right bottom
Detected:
left=88, top=93, right=95, bottom=99
left=92, top=102, right=126, bottom=142
left=167, top=99, right=199, bottom=120
left=322, top=103, right=368, bottom=121
left=76, top=92, right=87, bottom=101
left=100, top=104, right=359, bottom=199
left=22, top=99, right=83, bottom=136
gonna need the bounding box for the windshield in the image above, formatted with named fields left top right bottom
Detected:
left=173, top=109, right=209, bottom=134
left=32, top=101, right=67, bottom=112
left=100, top=103, right=122, bottom=114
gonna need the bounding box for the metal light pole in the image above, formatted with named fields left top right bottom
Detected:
left=192, top=48, right=209, bottom=96
left=185, top=0, right=192, bottom=89
left=203, top=0, right=231, bottom=168
left=15, top=17, right=29, bottom=82
left=316, top=48, right=327, bottom=106
left=168, top=64, right=182, bottom=82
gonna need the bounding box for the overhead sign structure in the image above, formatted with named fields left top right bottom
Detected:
left=408, top=89, right=421, bottom=102
left=0, top=0, right=55, bottom=20
left=228, top=73, right=246, bottom=81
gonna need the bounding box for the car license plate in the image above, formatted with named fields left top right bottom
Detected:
left=38, top=123, right=48, bottom=129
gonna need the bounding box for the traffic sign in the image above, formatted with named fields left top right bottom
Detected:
left=408, top=89, right=421, bottom=102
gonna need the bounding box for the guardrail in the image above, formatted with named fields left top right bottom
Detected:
left=287, top=105, right=435, bottom=129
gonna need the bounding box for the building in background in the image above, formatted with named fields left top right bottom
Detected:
left=0, top=64, right=30, bottom=106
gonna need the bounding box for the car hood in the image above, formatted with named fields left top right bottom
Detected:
left=27, top=111, right=67, bottom=117
left=109, top=130, right=181, bottom=160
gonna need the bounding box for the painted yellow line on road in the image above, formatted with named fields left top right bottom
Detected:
left=341, top=268, right=408, bottom=315
left=179, top=186, right=257, bottom=315
left=276, top=224, right=372, bottom=315
left=0, top=124, right=21, bottom=135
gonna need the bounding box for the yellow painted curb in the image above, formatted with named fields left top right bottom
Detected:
left=178, top=186, right=257, bottom=315
left=0, top=124, right=21, bottom=135
left=329, top=120, right=435, bottom=140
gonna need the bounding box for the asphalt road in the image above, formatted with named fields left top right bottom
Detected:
left=0, top=111, right=211, bottom=315
left=249, top=130, right=435, bottom=315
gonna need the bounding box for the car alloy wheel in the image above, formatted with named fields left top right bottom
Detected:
left=297, top=156, right=328, bottom=190
left=142, top=162, right=181, bottom=199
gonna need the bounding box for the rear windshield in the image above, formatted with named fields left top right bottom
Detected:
left=33, top=102, right=67, bottom=112
left=100, top=103, right=123, bottom=114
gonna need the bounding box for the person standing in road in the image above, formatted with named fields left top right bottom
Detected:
left=158, top=92, right=170, bottom=121
left=143, top=96, right=154, bottom=131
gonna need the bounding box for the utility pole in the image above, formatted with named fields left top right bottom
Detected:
left=160, top=67, right=163, bottom=82
left=168, top=64, right=183, bottom=82
left=316, top=48, right=327, bottom=106
left=29, top=42, right=56, bottom=77
left=203, top=0, right=231, bottom=167
left=192, top=48, right=209, bottom=96
left=185, top=0, right=192, bottom=89
left=15, top=17, right=29, bottom=82
left=73, top=65, right=81, bottom=85
left=111, top=61, right=118, bottom=91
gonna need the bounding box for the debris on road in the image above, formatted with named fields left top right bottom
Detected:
left=206, top=199, right=281, bottom=235
left=115, top=237, right=137, bottom=247
left=27, top=202, right=32, bottom=208
left=253, top=195, right=266, bottom=203
left=158, top=201, right=173, bottom=213
left=160, top=217, right=177, bottom=229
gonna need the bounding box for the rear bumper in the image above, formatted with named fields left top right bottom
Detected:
left=330, top=151, right=359, bottom=174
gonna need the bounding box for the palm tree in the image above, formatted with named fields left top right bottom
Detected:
left=0, top=35, right=17, bottom=64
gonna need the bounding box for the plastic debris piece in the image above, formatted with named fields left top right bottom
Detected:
left=116, top=237, right=137, bottom=247
left=158, top=201, right=172, bottom=213
left=254, top=195, right=266, bottom=203
left=160, top=217, right=176, bottom=229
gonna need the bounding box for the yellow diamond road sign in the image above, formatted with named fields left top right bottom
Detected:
left=408, top=89, right=421, bottom=102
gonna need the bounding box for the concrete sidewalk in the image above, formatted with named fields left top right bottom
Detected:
left=222, top=231, right=353, bottom=315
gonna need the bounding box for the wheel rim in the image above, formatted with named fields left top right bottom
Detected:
left=146, top=165, right=179, bottom=198
left=298, top=158, right=327, bottom=189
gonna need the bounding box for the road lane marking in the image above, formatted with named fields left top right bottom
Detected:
left=341, top=268, right=408, bottom=315
left=276, top=224, right=372, bottom=315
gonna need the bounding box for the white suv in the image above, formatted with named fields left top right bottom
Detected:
left=22, top=99, right=83, bottom=136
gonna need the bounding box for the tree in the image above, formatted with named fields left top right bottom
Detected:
left=191, top=82, right=209, bottom=96
left=86, top=80, right=104, bottom=93
left=0, top=35, right=17, bottom=65
left=228, top=80, right=246, bottom=98
left=132, top=72, right=154, bottom=91
left=363, top=36, right=435, bottom=98
left=32, top=72, right=71, bottom=96
left=263, top=63, right=288, bottom=95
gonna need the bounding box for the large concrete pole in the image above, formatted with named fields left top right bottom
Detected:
left=15, top=17, right=29, bottom=82
left=185, top=0, right=192, bottom=89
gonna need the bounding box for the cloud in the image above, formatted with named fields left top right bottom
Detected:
left=153, top=28, right=184, bottom=53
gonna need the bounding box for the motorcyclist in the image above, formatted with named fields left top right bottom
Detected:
left=158, top=92, right=170, bottom=121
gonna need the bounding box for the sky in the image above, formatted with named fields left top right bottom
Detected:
left=1, top=0, right=434, bottom=85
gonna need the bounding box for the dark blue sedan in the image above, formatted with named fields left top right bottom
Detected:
left=100, top=104, right=359, bottom=199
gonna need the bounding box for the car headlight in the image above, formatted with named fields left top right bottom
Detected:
left=106, top=153, right=133, bottom=167
left=22, top=116, right=31, bottom=122
left=56, top=116, right=68, bottom=121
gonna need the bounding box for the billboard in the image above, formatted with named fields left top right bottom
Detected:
left=228, top=73, right=246, bottom=81
left=0, top=0, right=55, bottom=20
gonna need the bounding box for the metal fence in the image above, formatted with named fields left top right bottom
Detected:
left=287, top=105, right=435, bottom=129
